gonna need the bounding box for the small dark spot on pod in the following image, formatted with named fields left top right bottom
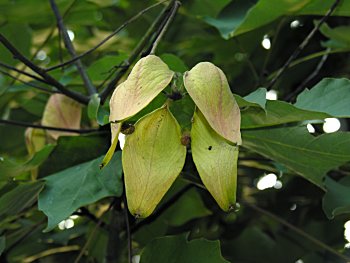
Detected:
left=208, top=146, right=212, bottom=150
left=181, top=134, right=191, bottom=146
left=121, top=123, right=135, bottom=135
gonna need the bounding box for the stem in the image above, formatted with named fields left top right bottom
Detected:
left=234, top=38, right=260, bottom=86
left=150, top=1, right=180, bottom=54
left=242, top=201, right=350, bottom=262
left=0, top=62, right=49, bottom=84
left=0, top=119, right=99, bottom=134
left=74, top=202, right=114, bottom=263
left=267, top=0, right=341, bottom=88
left=49, top=0, right=96, bottom=95
left=259, top=18, right=286, bottom=85
left=0, top=68, right=58, bottom=93
left=99, top=0, right=176, bottom=104
left=284, top=48, right=330, bottom=102
left=0, top=33, right=89, bottom=104
left=123, top=194, right=132, bottom=263
left=46, top=1, right=168, bottom=72
left=106, top=198, right=124, bottom=263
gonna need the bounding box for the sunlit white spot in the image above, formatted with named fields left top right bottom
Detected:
left=266, top=89, right=278, bottom=100
left=132, top=255, right=140, bottom=263
left=323, top=118, right=341, bottom=133
left=274, top=180, right=283, bottom=189
left=36, top=50, right=47, bottom=61
left=58, top=221, right=66, bottom=230
left=345, top=220, right=350, bottom=248
left=0, top=157, right=3, bottom=162
left=307, top=124, right=315, bottom=133
left=290, top=204, right=297, bottom=211
left=67, top=30, right=75, bottom=41
left=257, top=173, right=277, bottom=190
left=64, top=219, right=75, bottom=229
left=118, top=133, right=126, bottom=150
left=70, top=215, right=79, bottom=219
left=290, top=20, right=301, bottom=29
left=261, top=35, right=271, bottom=50
left=295, top=260, right=304, bottom=263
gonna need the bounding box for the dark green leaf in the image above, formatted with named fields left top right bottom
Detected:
left=38, top=153, right=123, bottom=232
left=295, top=78, right=350, bottom=117
left=0, top=145, right=55, bottom=179
left=169, top=95, right=195, bottom=131
left=221, top=0, right=350, bottom=37
left=243, top=87, right=267, bottom=109
left=86, top=55, right=128, bottom=82
left=0, top=236, right=5, bottom=255
left=184, top=0, right=231, bottom=17
left=87, top=93, right=101, bottom=120
left=222, top=226, right=275, bottom=262
left=240, top=100, right=329, bottom=129
left=319, top=23, right=350, bottom=49
left=242, top=126, right=350, bottom=187
left=323, top=176, right=350, bottom=219
left=140, top=234, right=229, bottom=263
left=203, top=0, right=257, bottom=39
left=160, top=53, right=188, bottom=73
left=39, top=134, right=110, bottom=176
left=0, top=24, right=32, bottom=65
left=0, top=181, right=45, bottom=218
left=97, top=105, right=110, bottom=126
left=163, top=188, right=211, bottom=226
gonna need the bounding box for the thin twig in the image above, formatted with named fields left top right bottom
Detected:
left=259, top=18, right=286, bottom=86
left=99, top=0, right=176, bottom=103
left=242, top=201, right=350, bottom=262
left=74, top=202, right=115, bottom=263
left=46, top=1, right=168, bottom=72
left=123, top=194, right=132, bottom=263
left=285, top=48, right=330, bottom=102
left=49, top=0, right=96, bottom=95
left=267, top=0, right=341, bottom=88
left=0, top=68, right=58, bottom=93
left=0, top=119, right=99, bottom=134
left=150, top=1, right=180, bottom=54
left=234, top=38, right=260, bottom=86
left=0, top=33, right=89, bottom=104
left=0, top=62, right=50, bottom=84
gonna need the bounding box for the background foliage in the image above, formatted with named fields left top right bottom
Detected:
left=1, top=0, right=350, bottom=262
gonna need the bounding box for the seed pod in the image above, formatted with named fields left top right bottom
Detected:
left=184, top=62, right=241, bottom=145
left=191, top=109, right=238, bottom=211
left=122, top=106, right=186, bottom=217
left=109, top=55, right=174, bottom=122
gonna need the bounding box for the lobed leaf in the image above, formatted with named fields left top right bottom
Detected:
left=242, top=126, right=350, bottom=187
left=38, top=154, right=123, bottom=232
left=140, top=234, right=229, bottom=263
